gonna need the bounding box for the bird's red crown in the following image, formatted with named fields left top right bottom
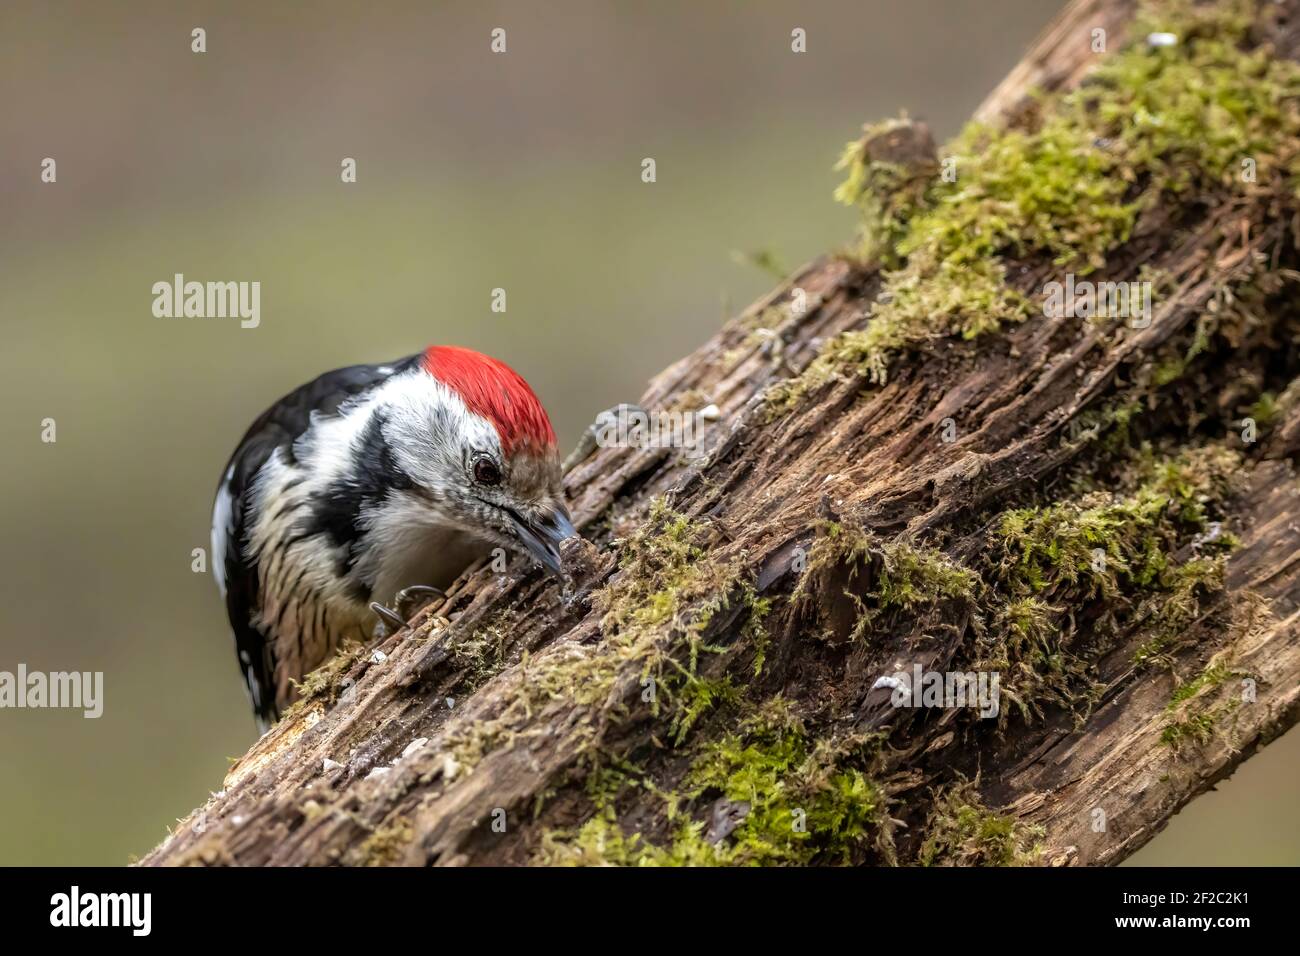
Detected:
left=422, top=345, right=557, bottom=457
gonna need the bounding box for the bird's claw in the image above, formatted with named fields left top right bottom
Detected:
left=396, top=584, right=445, bottom=620
left=562, top=403, right=647, bottom=474
left=369, top=602, right=407, bottom=638
left=370, top=585, right=447, bottom=638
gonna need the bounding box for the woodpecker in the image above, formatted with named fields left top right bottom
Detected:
left=211, top=345, right=575, bottom=731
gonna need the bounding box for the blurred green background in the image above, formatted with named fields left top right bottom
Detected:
left=1, top=0, right=1295, bottom=866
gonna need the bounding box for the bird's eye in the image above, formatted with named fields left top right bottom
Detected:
left=473, top=458, right=502, bottom=486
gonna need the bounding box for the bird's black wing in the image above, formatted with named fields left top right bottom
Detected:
left=212, top=354, right=420, bottom=729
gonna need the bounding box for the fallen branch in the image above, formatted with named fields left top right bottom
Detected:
left=146, top=0, right=1300, bottom=867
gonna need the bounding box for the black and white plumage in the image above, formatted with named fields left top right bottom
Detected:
left=211, top=346, right=573, bottom=731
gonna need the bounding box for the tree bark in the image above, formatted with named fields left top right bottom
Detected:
left=146, top=0, right=1300, bottom=867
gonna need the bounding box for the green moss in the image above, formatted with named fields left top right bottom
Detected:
left=979, top=447, right=1240, bottom=720
left=1160, top=710, right=1218, bottom=748
left=669, top=675, right=740, bottom=745
left=782, top=449, right=1236, bottom=727
left=1161, top=699, right=1240, bottom=751
left=874, top=535, right=977, bottom=610
left=793, top=521, right=975, bottom=641
left=1131, top=555, right=1231, bottom=667
left=1151, top=357, right=1187, bottom=388
left=731, top=247, right=789, bottom=281
left=592, top=502, right=766, bottom=738
left=596, top=500, right=724, bottom=638
left=1062, top=400, right=1143, bottom=455
left=535, top=815, right=644, bottom=866
left=538, top=703, right=889, bottom=866
left=768, top=0, right=1300, bottom=415
left=978, top=595, right=1086, bottom=722
left=832, top=115, right=938, bottom=266
left=449, top=611, right=514, bottom=686
left=919, top=781, right=1044, bottom=866
left=348, top=820, right=414, bottom=867
left=1247, top=391, right=1279, bottom=427
left=443, top=501, right=755, bottom=771
left=1131, top=634, right=1172, bottom=669
left=765, top=258, right=1029, bottom=412
left=1103, top=0, right=1298, bottom=190
left=1159, top=651, right=1250, bottom=749
left=995, top=447, right=1237, bottom=598
left=1168, top=661, right=1234, bottom=708
left=998, top=489, right=1174, bottom=596
left=683, top=726, right=883, bottom=865
left=281, top=639, right=364, bottom=720
left=999, top=596, right=1056, bottom=645
left=746, top=593, right=773, bottom=677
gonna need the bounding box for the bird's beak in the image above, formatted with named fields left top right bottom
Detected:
left=507, top=505, right=577, bottom=577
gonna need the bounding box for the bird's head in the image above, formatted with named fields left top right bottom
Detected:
left=368, top=345, right=574, bottom=577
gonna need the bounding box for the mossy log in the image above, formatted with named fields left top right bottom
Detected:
left=146, top=0, right=1300, bottom=867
